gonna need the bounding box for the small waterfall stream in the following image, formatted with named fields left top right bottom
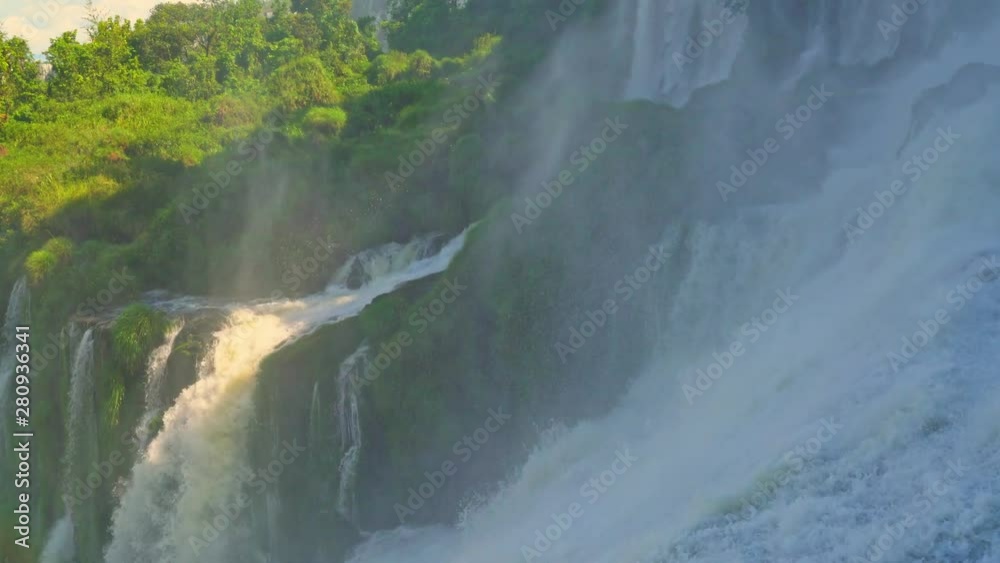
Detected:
left=135, top=320, right=185, bottom=451
left=105, top=229, right=470, bottom=563
left=0, top=276, right=29, bottom=446
left=336, top=343, right=370, bottom=524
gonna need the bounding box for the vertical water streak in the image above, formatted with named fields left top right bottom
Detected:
left=308, top=380, right=323, bottom=460
left=105, top=229, right=470, bottom=563
left=40, top=515, right=75, bottom=563
left=621, top=0, right=750, bottom=105
left=351, top=0, right=391, bottom=50
left=0, top=276, right=29, bottom=447
left=65, top=328, right=96, bottom=481
left=336, top=343, right=370, bottom=523
left=61, top=328, right=96, bottom=562
left=135, top=321, right=185, bottom=451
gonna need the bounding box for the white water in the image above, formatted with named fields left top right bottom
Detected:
left=335, top=236, right=439, bottom=288
left=40, top=515, right=75, bottom=563
left=308, top=380, right=323, bottom=455
left=0, top=276, right=29, bottom=446
left=48, top=327, right=96, bottom=563
left=66, top=328, right=96, bottom=476
left=135, top=320, right=186, bottom=451
left=352, top=0, right=389, bottom=20
left=621, top=0, right=749, bottom=106
left=343, top=5, right=1000, bottom=563
left=336, top=343, right=370, bottom=524
left=105, top=229, right=470, bottom=563
left=618, top=0, right=957, bottom=106
left=352, top=0, right=391, bottom=50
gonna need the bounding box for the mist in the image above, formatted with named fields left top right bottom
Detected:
left=3, top=1, right=1000, bottom=562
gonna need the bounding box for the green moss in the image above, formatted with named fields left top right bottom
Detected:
left=112, top=304, right=168, bottom=373
left=24, top=236, right=74, bottom=284
left=358, top=293, right=414, bottom=341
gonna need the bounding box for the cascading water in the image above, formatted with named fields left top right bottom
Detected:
left=53, top=327, right=96, bottom=563
left=308, top=380, right=323, bottom=456
left=65, top=328, right=96, bottom=481
left=341, top=2, right=1000, bottom=563
left=351, top=0, right=391, bottom=49
left=0, top=276, right=29, bottom=446
left=335, top=236, right=439, bottom=289
left=104, top=229, right=470, bottom=563
left=620, top=0, right=750, bottom=106
left=351, top=0, right=389, bottom=20
left=616, top=0, right=961, bottom=106
left=40, top=515, right=75, bottom=563
left=135, top=320, right=185, bottom=451
left=336, top=343, right=370, bottom=524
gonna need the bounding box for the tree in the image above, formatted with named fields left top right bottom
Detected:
left=270, top=55, right=340, bottom=110
left=384, top=0, right=468, bottom=56
left=0, top=32, right=41, bottom=124
left=89, top=17, right=149, bottom=94
left=45, top=18, right=147, bottom=100
left=131, top=0, right=266, bottom=95
left=131, top=3, right=208, bottom=70
left=45, top=31, right=96, bottom=100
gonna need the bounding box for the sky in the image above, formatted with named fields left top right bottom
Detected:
left=0, top=0, right=184, bottom=54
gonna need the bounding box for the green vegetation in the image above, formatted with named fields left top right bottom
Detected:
left=111, top=303, right=169, bottom=373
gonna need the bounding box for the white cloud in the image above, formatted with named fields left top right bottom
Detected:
left=0, top=0, right=190, bottom=54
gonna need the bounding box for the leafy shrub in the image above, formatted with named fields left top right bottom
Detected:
left=369, top=51, right=412, bottom=86
left=24, top=237, right=74, bottom=284
left=408, top=50, right=436, bottom=79
left=207, top=95, right=260, bottom=128
left=303, top=106, right=348, bottom=137
left=270, top=56, right=341, bottom=112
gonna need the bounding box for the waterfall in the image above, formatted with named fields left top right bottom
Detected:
left=40, top=515, right=75, bottom=563
left=0, top=276, right=29, bottom=445
left=617, top=0, right=965, bottom=106
left=342, top=2, right=1000, bottom=563
left=55, top=327, right=96, bottom=563
left=105, top=229, right=470, bottom=563
left=65, top=328, right=96, bottom=478
left=351, top=0, right=389, bottom=20
left=334, top=236, right=439, bottom=289
left=619, top=0, right=750, bottom=106
left=308, top=380, right=323, bottom=457
left=135, top=320, right=185, bottom=451
left=351, top=0, right=391, bottom=50
left=336, top=343, right=370, bottom=524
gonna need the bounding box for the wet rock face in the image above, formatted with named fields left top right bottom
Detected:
left=157, top=310, right=227, bottom=419
left=346, top=258, right=367, bottom=290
